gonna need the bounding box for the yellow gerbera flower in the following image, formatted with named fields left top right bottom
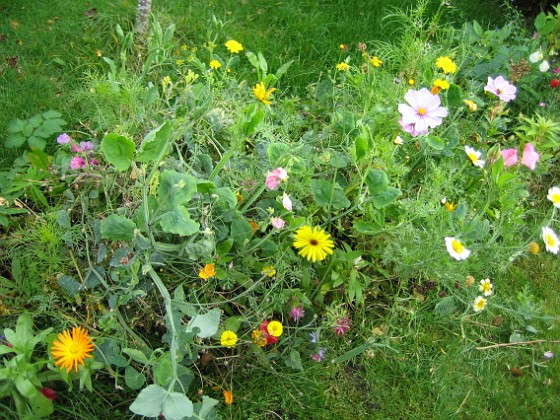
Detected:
left=336, top=62, right=350, bottom=71
left=225, top=39, right=243, bottom=53
left=435, top=56, right=457, bottom=74
left=252, top=82, right=276, bottom=105
left=267, top=320, right=283, bottom=337
left=293, top=225, right=335, bottom=262
left=199, top=263, right=216, bottom=279
left=50, top=326, right=94, bottom=372
left=220, top=330, right=238, bottom=348
left=209, top=59, right=222, bottom=69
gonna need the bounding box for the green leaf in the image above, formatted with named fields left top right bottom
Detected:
left=57, top=274, right=82, bottom=296
left=426, top=135, right=445, bottom=151
left=27, top=135, right=47, bottom=150
left=5, top=133, right=26, bottom=148
left=446, top=84, right=462, bottom=107
left=364, top=169, right=389, bottom=194
left=28, top=147, right=52, bottom=171
left=100, top=214, right=136, bottom=241
left=34, top=118, right=67, bottom=138
left=284, top=350, right=304, bottom=371
left=230, top=215, right=253, bottom=247
left=372, top=187, right=401, bottom=209
left=100, top=133, right=135, bottom=171
left=257, top=52, right=268, bottom=74
left=187, top=308, right=221, bottom=338
left=123, top=348, right=150, bottom=365
left=124, top=366, right=146, bottom=390
left=274, top=60, right=293, bottom=81
left=163, top=392, right=194, bottom=419
left=159, top=207, right=200, bottom=236
left=7, top=118, right=26, bottom=133
left=333, top=341, right=396, bottom=363
left=224, top=316, right=243, bottom=332
left=154, top=358, right=173, bottom=386
left=354, top=135, right=369, bottom=161
left=310, top=179, right=350, bottom=209
left=353, top=221, right=383, bottom=235
left=433, top=296, right=458, bottom=317
left=212, top=186, right=237, bottom=209
left=129, top=384, right=167, bottom=417
left=158, top=170, right=198, bottom=208
left=15, top=313, right=33, bottom=349
left=136, top=120, right=173, bottom=162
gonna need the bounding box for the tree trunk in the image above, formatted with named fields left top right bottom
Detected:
left=135, top=0, right=152, bottom=37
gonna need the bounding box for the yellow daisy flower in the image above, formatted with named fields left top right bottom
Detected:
left=267, top=321, right=283, bottom=337
left=209, top=59, right=222, bottom=69
left=473, top=296, right=487, bottom=312
left=220, top=330, right=238, bottom=348
left=50, top=326, right=95, bottom=372
left=225, top=39, right=243, bottom=53
left=336, top=62, right=350, bottom=71
left=435, top=56, right=457, bottom=74
left=293, top=225, right=335, bottom=262
left=370, top=56, right=383, bottom=67
left=252, top=82, right=276, bottom=105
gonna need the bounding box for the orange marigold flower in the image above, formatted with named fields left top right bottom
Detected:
left=199, top=263, right=216, bottom=279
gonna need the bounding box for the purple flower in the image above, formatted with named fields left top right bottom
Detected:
left=484, top=76, right=517, bottom=102
left=57, top=133, right=71, bottom=144
left=544, top=351, right=554, bottom=360
left=89, top=158, right=99, bottom=166
left=333, top=316, right=351, bottom=336
left=70, top=156, right=87, bottom=170
left=500, top=149, right=518, bottom=167
left=309, top=331, right=319, bottom=343
left=521, top=143, right=540, bottom=170
left=311, top=347, right=327, bottom=362
left=552, top=66, right=560, bottom=75
left=398, top=88, right=448, bottom=137
left=290, top=305, right=305, bottom=322
left=79, top=141, right=95, bottom=151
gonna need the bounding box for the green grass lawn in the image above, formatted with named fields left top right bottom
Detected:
left=2, top=0, right=560, bottom=418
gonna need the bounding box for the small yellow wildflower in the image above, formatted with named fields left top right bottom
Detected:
left=431, top=78, right=450, bottom=94
left=339, top=44, right=349, bottom=51
left=435, top=56, right=457, bottom=74
left=225, top=39, right=243, bottom=53
left=176, top=59, right=186, bottom=66
left=370, top=56, right=383, bottom=67
left=199, top=263, right=216, bottom=279
left=267, top=321, right=283, bottom=337
left=444, top=201, right=457, bottom=211
left=463, top=99, right=478, bottom=112
left=209, top=59, right=222, bottom=69
left=528, top=242, right=540, bottom=254
left=220, top=330, right=238, bottom=348
left=252, top=82, right=276, bottom=105
left=261, top=265, right=276, bottom=277
left=336, top=62, right=350, bottom=71
left=408, top=79, right=415, bottom=85
left=251, top=329, right=267, bottom=347
left=223, top=390, right=233, bottom=405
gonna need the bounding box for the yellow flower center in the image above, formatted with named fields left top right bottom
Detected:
left=468, top=152, right=477, bottom=162
left=552, top=193, right=560, bottom=204
left=69, top=344, right=80, bottom=354
left=452, top=239, right=464, bottom=254
left=498, top=88, right=503, bottom=94
left=545, top=234, right=556, bottom=247
left=418, top=107, right=426, bottom=115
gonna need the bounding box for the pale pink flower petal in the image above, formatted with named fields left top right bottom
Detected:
left=521, top=143, right=540, bottom=170
left=271, top=217, right=286, bottom=229
left=70, top=156, right=87, bottom=170
left=484, top=76, right=517, bottom=102
left=265, top=167, right=288, bottom=190
left=500, top=148, right=518, bottom=167
left=282, top=193, right=293, bottom=211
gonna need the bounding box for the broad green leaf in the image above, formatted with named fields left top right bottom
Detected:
left=446, top=84, right=462, bottom=107
left=426, top=135, right=445, bottom=151
left=159, top=207, right=200, bottom=236
left=136, top=120, right=173, bottom=162
left=266, top=142, right=289, bottom=165
left=95, top=339, right=129, bottom=368
left=372, top=187, right=401, bottom=209
left=123, top=348, right=150, bottom=365
left=186, top=308, right=221, bottom=338
left=100, top=133, right=135, bottom=171
left=7, top=118, right=26, bottom=133
left=284, top=350, right=303, bottom=371
left=230, top=215, right=253, bottom=247
left=27, top=135, right=47, bottom=150
left=4, top=133, right=26, bottom=148
left=163, top=392, right=194, bottom=419
left=129, top=384, right=167, bottom=417
left=310, top=179, right=350, bottom=209
left=154, top=358, right=173, bottom=386
left=354, top=135, right=369, bottom=160
left=257, top=52, right=268, bottom=73
left=158, top=170, right=198, bottom=208
left=57, top=274, right=82, bottom=296
left=364, top=169, right=389, bottom=194
left=15, top=313, right=33, bottom=349
left=28, top=147, right=52, bottom=170
left=100, top=214, right=136, bottom=241
left=213, top=186, right=237, bottom=209
left=124, top=366, right=146, bottom=390
left=353, top=221, right=383, bottom=235
left=34, top=118, right=67, bottom=138
left=224, top=316, right=243, bottom=332
left=275, top=60, right=293, bottom=80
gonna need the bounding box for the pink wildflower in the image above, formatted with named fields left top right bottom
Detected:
left=271, top=217, right=286, bottom=229
left=265, top=167, right=288, bottom=190
left=311, top=348, right=327, bottom=362
left=521, top=143, right=540, bottom=170
left=484, top=76, right=517, bottom=102
left=71, top=143, right=81, bottom=153
left=500, top=148, right=518, bottom=167
left=282, top=193, right=293, bottom=211
left=89, top=158, right=100, bottom=166
left=290, top=305, right=305, bottom=322
left=56, top=133, right=71, bottom=144
left=79, top=141, right=95, bottom=151
left=39, top=387, right=57, bottom=401
left=398, top=88, right=448, bottom=137
left=333, top=316, right=351, bottom=336
left=70, top=156, right=87, bottom=170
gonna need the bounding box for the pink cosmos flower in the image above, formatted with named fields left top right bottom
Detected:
left=290, top=305, right=305, bottom=322
left=521, top=143, right=540, bottom=170
left=398, top=88, right=448, bottom=137
left=282, top=193, right=293, bottom=211
left=70, top=156, right=87, bottom=170
left=56, top=133, right=71, bottom=144
left=484, top=76, right=517, bottom=102
left=500, top=148, right=518, bottom=167
left=265, top=167, right=288, bottom=190
left=271, top=217, right=286, bottom=229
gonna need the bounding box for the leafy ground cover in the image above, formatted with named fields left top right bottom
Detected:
left=2, top=0, right=560, bottom=418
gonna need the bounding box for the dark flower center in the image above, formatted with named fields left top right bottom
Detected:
left=310, top=239, right=319, bottom=246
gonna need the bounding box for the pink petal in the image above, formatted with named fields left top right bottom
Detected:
left=500, top=149, right=518, bottom=166
left=521, top=143, right=540, bottom=170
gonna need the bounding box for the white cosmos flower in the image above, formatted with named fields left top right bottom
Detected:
left=547, top=186, right=560, bottom=208
left=473, top=296, right=487, bottom=312
left=479, top=279, right=493, bottom=296
left=542, top=226, right=559, bottom=254
left=465, top=146, right=485, bottom=168
left=445, top=237, right=471, bottom=260
left=539, top=60, right=550, bottom=72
